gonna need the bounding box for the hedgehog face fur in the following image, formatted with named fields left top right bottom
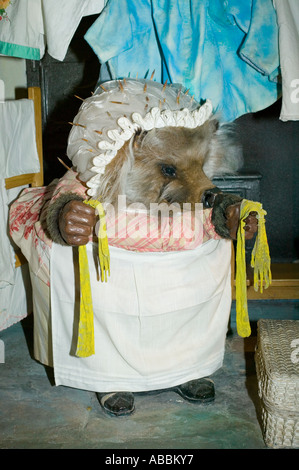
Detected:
left=95, top=118, right=242, bottom=209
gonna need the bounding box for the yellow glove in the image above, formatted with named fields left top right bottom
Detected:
left=235, top=199, right=271, bottom=337
left=75, top=199, right=110, bottom=358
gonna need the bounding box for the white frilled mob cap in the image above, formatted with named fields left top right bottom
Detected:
left=67, top=78, right=213, bottom=198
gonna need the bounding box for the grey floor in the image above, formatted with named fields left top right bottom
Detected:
left=0, top=300, right=298, bottom=450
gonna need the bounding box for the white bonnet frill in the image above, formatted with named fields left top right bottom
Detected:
left=67, top=78, right=213, bottom=198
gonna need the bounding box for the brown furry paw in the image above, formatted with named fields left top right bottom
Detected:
left=211, top=193, right=243, bottom=239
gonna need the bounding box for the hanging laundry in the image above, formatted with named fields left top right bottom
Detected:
left=274, top=0, right=299, bottom=121
left=0, top=97, right=40, bottom=290
left=0, top=99, right=40, bottom=178
left=41, top=0, right=105, bottom=61
left=0, top=94, right=39, bottom=329
left=0, top=0, right=105, bottom=61
left=0, top=0, right=44, bottom=60
left=0, top=180, right=33, bottom=331
left=85, top=0, right=281, bottom=122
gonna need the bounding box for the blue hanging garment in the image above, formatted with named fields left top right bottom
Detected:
left=85, top=0, right=280, bottom=122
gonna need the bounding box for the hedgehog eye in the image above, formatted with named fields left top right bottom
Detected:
left=161, top=164, right=177, bottom=178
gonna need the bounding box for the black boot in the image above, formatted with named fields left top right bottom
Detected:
left=174, top=378, right=215, bottom=403
left=96, top=392, right=135, bottom=417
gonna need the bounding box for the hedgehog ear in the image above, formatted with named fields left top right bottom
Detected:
left=133, top=129, right=148, bottom=149
left=207, top=117, right=219, bottom=135
left=203, top=120, right=243, bottom=178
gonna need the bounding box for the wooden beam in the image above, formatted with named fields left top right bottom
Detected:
left=28, top=87, right=43, bottom=187
left=232, top=263, right=299, bottom=300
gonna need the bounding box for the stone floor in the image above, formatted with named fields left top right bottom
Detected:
left=0, top=300, right=298, bottom=450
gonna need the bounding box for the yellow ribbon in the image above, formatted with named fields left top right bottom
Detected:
left=235, top=199, right=272, bottom=337
left=75, top=199, right=110, bottom=358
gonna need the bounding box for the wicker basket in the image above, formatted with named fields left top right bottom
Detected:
left=255, top=319, right=299, bottom=448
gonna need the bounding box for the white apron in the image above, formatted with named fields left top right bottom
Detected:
left=50, top=239, right=232, bottom=393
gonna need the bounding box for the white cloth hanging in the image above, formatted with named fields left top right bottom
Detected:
left=0, top=96, right=38, bottom=330
left=0, top=0, right=45, bottom=60
left=41, top=0, right=105, bottom=61
left=0, top=97, right=39, bottom=291
left=50, top=239, right=232, bottom=393
left=0, top=0, right=105, bottom=61
left=274, top=0, right=299, bottom=121
left=0, top=183, right=32, bottom=331
left=0, top=179, right=15, bottom=288
left=0, top=99, right=40, bottom=178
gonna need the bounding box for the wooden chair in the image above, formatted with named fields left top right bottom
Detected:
left=4, top=86, right=44, bottom=268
